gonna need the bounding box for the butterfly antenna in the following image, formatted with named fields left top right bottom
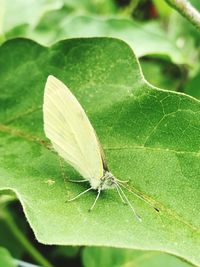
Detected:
left=115, top=184, right=127, bottom=205
left=115, top=182, right=142, bottom=221
left=67, top=187, right=93, bottom=202
left=88, top=189, right=101, bottom=212
left=118, top=182, right=159, bottom=212
left=115, top=178, right=129, bottom=184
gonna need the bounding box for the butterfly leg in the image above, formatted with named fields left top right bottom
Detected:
left=88, top=189, right=101, bottom=212
left=67, top=187, right=93, bottom=202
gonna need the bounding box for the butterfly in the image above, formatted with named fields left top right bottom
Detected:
left=43, top=75, right=156, bottom=220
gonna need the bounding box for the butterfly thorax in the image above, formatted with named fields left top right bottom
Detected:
left=101, top=171, right=116, bottom=190
left=89, top=171, right=116, bottom=190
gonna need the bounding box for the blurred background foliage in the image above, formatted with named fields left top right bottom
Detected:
left=0, top=0, right=199, bottom=266
left=1, top=0, right=200, bottom=93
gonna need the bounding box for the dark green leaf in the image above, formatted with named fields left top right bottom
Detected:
left=140, top=59, right=181, bottom=91
left=184, top=70, right=200, bottom=99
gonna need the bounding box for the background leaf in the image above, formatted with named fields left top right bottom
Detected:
left=140, top=59, right=182, bottom=91
left=0, top=38, right=200, bottom=266
left=0, top=192, right=27, bottom=259
left=184, top=70, right=200, bottom=99
left=0, top=0, right=196, bottom=66
left=167, top=1, right=200, bottom=76
left=0, top=247, right=16, bottom=267
left=82, top=247, right=193, bottom=267
left=30, top=13, right=186, bottom=63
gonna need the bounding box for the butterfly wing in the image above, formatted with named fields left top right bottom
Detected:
left=43, top=75, right=103, bottom=181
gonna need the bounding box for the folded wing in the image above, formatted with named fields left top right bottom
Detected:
left=43, top=75, right=103, bottom=180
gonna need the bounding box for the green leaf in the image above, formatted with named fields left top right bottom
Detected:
left=0, top=247, right=16, bottom=267
left=28, top=12, right=190, bottom=65
left=0, top=38, right=200, bottom=266
left=62, top=0, right=117, bottom=14
left=0, top=0, right=116, bottom=42
left=184, top=70, right=200, bottom=99
left=82, top=247, right=194, bottom=267
left=0, top=192, right=25, bottom=259
left=0, top=208, right=26, bottom=259
left=0, top=0, right=62, bottom=35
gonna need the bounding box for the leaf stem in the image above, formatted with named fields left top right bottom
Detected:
left=2, top=209, right=54, bottom=267
left=165, top=0, right=200, bottom=31
left=122, top=0, right=140, bottom=16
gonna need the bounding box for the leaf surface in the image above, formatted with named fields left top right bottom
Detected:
left=0, top=38, right=200, bottom=266
left=82, top=247, right=194, bottom=267
left=0, top=247, right=16, bottom=267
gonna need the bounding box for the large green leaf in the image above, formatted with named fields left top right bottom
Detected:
left=0, top=247, right=16, bottom=267
left=82, top=247, right=193, bottom=267
left=0, top=38, right=200, bottom=266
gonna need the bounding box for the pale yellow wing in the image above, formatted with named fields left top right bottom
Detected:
left=43, top=75, right=103, bottom=180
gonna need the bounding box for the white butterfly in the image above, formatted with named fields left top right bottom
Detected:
left=43, top=75, right=149, bottom=220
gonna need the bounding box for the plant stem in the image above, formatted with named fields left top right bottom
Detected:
left=122, top=0, right=140, bottom=16
left=2, top=209, right=54, bottom=267
left=127, top=0, right=140, bottom=13
left=165, top=0, right=200, bottom=31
